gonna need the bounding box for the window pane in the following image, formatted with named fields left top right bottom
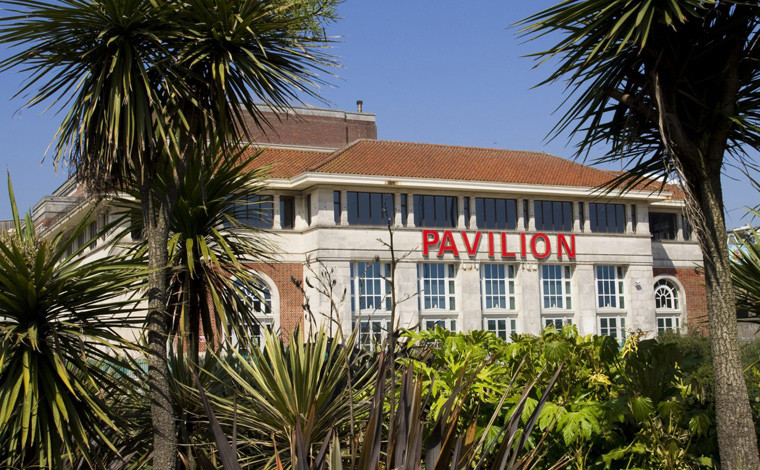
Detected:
left=650, top=212, right=677, bottom=240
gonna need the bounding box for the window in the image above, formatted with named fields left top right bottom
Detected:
left=599, top=316, right=626, bottom=342
left=650, top=212, right=677, bottom=240
left=306, top=194, right=312, bottom=226
left=419, top=263, right=456, bottom=311
left=413, top=195, right=458, bottom=228
left=423, top=318, right=457, bottom=332
left=595, top=266, right=626, bottom=310
left=589, top=203, right=625, bottom=233
left=485, top=318, right=517, bottom=341
left=631, top=205, right=637, bottom=233
left=66, top=214, right=108, bottom=258
left=351, top=262, right=391, bottom=313
left=232, top=280, right=273, bottom=349
left=540, top=265, right=572, bottom=310
left=347, top=191, right=394, bottom=226
left=543, top=316, right=573, bottom=329
left=578, top=202, right=584, bottom=232
left=481, top=264, right=516, bottom=310
left=654, top=278, right=680, bottom=311
left=534, top=200, right=573, bottom=231
left=238, top=195, right=274, bottom=229
left=657, top=316, right=681, bottom=334
left=400, top=194, right=408, bottom=226
left=333, top=191, right=341, bottom=224
left=354, top=319, right=390, bottom=349
left=280, top=196, right=295, bottom=229
left=463, top=197, right=471, bottom=228
left=476, top=198, right=517, bottom=230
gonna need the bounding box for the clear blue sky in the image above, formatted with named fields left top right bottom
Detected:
left=0, top=0, right=755, bottom=228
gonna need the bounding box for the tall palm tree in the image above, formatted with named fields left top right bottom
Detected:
left=0, top=177, right=143, bottom=468
left=0, top=1, right=337, bottom=467
left=520, top=1, right=760, bottom=466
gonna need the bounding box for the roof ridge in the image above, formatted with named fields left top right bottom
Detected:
left=362, top=138, right=549, bottom=155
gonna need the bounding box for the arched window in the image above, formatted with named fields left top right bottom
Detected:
left=654, top=279, right=679, bottom=311
left=654, top=278, right=682, bottom=333
left=231, top=277, right=275, bottom=349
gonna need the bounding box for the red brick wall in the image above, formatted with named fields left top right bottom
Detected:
left=653, top=267, right=708, bottom=328
left=248, top=262, right=304, bottom=337
left=242, top=109, right=377, bottom=148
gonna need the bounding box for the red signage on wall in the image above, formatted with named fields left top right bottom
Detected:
left=422, top=230, right=576, bottom=259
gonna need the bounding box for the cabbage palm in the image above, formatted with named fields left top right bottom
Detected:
left=731, top=224, right=760, bottom=317
left=0, top=179, right=143, bottom=468
left=520, top=1, right=760, bottom=466
left=0, top=0, right=337, bottom=467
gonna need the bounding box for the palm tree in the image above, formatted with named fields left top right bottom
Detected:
left=0, top=1, right=337, bottom=467
left=0, top=177, right=143, bottom=468
left=520, top=2, right=760, bottom=466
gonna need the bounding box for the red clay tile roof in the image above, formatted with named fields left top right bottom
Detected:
left=243, top=147, right=332, bottom=179
left=252, top=140, right=682, bottom=197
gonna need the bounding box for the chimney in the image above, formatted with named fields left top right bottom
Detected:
left=356, top=100, right=363, bottom=113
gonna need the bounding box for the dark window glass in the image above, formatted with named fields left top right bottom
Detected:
left=333, top=191, right=341, bottom=224
left=463, top=197, right=470, bottom=228
left=238, top=195, right=274, bottom=229
left=476, top=198, right=517, bottom=229
left=306, top=194, right=312, bottom=226
left=523, top=200, right=529, bottom=226
left=578, top=202, right=584, bottom=232
left=650, top=212, right=677, bottom=240
left=413, top=195, right=458, bottom=228
left=400, top=194, right=408, bottom=226
left=280, top=196, right=295, bottom=229
left=589, top=203, right=625, bottom=233
left=347, top=191, right=394, bottom=226
left=534, top=200, right=572, bottom=231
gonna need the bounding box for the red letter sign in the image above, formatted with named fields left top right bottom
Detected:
left=422, top=230, right=439, bottom=256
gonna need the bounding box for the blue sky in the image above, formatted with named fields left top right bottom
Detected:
left=0, top=0, right=755, bottom=228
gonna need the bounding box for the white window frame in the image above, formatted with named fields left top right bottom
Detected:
left=418, top=263, right=457, bottom=311
left=540, top=265, right=573, bottom=312
left=543, top=316, right=573, bottom=330
left=354, top=319, right=391, bottom=350
left=351, top=261, right=392, bottom=314
left=423, top=317, right=458, bottom=333
left=484, top=316, right=517, bottom=341
left=481, top=264, right=517, bottom=311
left=230, top=276, right=277, bottom=349
left=656, top=316, right=681, bottom=334
left=598, top=316, right=627, bottom=342
left=595, top=265, right=626, bottom=311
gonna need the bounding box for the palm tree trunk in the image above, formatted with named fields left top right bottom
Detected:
left=687, top=167, right=760, bottom=470
left=142, top=178, right=177, bottom=470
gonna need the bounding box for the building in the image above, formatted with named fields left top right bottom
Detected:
left=29, top=105, right=706, bottom=346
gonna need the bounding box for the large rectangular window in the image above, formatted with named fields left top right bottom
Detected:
left=534, top=200, right=573, bottom=231
left=354, top=319, right=390, bottom=350
left=481, top=264, right=516, bottom=310
left=476, top=198, right=517, bottom=230
left=599, top=316, right=626, bottom=342
left=540, top=265, right=572, bottom=310
left=589, top=203, right=625, bottom=233
left=351, top=262, right=391, bottom=313
left=347, top=191, right=394, bottom=226
left=419, top=263, right=456, bottom=311
left=485, top=317, right=517, bottom=341
left=543, top=316, right=573, bottom=330
left=595, top=266, right=626, bottom=310
left=238, top=195, right=274, bottom=229
left=650, top=212, right=677, bottom=240
left=423, top=318, right=457, bottom=332
left=413, top=195, right=458, bottom=228
left=657, top=316, right=681, bottom=334
left=400, top=194, right=408, bottom=226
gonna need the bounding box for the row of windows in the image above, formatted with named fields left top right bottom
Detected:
left=242, top=270, right=682, bottom=349
left=232, top=191, right=692, bottom=240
